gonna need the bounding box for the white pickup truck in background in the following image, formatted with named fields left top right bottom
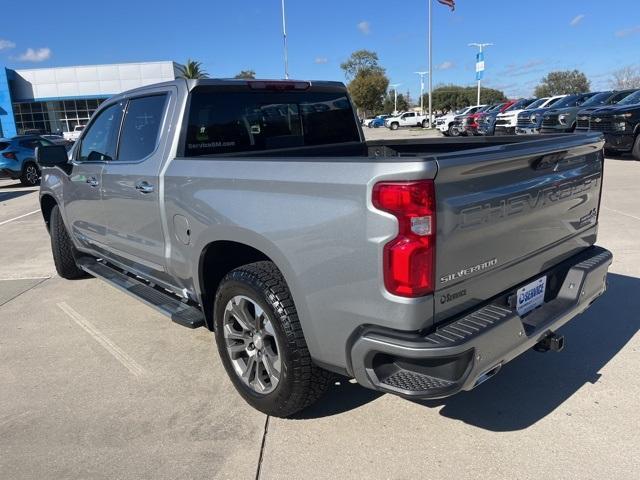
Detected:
left=385, top=111, right=429, bottom=130
left=62, top=125, right=85, bottom=143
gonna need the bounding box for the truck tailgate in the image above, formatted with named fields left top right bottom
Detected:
left=433, top=134, right=604, bottom=323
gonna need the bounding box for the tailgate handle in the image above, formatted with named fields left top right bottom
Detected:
left=534, top=151, right=568, bottom=171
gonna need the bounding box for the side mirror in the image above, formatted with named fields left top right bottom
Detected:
left=36, top=145, right=69, bottom=168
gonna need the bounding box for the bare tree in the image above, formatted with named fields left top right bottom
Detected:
left=611, top=66, right=640, bottom=90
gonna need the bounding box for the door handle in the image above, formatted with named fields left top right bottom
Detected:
left=135, top=181, right=155, bottom=194
left=86, top=177, right=99, bottom=187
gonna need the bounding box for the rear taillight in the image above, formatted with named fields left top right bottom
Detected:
left=372, top=180, right=436, bottom=297
left=2, top=152, right=17, bottom=160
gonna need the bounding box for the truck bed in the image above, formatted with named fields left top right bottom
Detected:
left=196, top=132, right=603, bottom=160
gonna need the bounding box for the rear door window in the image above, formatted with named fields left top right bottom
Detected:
left=184, top=89, right=360, bottom=156
left=117, top=94, right=167, bottom=161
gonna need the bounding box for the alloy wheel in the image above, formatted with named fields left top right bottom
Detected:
left=223, top=295, right=282, bottom=395
left=25, top=164, right=39, bottom=185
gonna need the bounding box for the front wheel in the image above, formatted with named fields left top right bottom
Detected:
left=449, top=124, right=460, bottom=137
left=214, top=261, right=333, bottom=417
left=50, top=205, right=88, bottom=279
left=20, top=162, right=40, bottom=187
left=390, top=123, right=399, bottom=131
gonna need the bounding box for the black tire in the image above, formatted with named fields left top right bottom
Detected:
left=214, top=261, right=333, bottom=417
left=422, top=120, right=429, bottom=128
left=390, top=122, right=399, bottom=131
left=20, top=161, right=40, bottom=187
left=50, top=205, right=87, bottom=279
left=632, top=134, right=640, bottom=161
left=448, top=124, right=457, bottom=137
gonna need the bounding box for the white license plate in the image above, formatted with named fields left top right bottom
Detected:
left=516, top=276, right=547, bottom=316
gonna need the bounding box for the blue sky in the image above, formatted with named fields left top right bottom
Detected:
left=1, top=0, right=639, bottom=98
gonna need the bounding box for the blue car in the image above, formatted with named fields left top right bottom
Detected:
left=0, top=135, right=54, bottom=186
left=369, top=115, right=390, bottom=128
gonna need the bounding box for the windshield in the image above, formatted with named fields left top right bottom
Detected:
left=525, top=98, right=548, bottom=110
left=549, top=96, right=579, bottom=109
left=617, top=90, right=640, bottom=106
left=580, top=92, right=613, bottom=107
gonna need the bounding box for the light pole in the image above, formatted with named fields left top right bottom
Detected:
left=415, top=71, right=428, bottom=116
left=281, top=0, right=289, bottom=79
left=390, top=83, right=401, bottom=114
left=468, top=43, right=493, bottom=105
left=428, top=0, right=433, bottom=127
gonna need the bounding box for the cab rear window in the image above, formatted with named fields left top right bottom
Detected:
left=183, top=89, right=360, bottom=156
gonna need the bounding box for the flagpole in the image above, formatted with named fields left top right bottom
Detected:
left=281, top=0, right=289, bottom=79
left=428, top=0, right=433, bottom=127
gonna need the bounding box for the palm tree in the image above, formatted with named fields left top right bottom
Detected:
left=177, top=59, right=208, bottom=79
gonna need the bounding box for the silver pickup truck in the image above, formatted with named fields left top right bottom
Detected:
left=36, top=79, right=612, bottom=417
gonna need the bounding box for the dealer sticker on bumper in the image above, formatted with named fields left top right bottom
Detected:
left=517, top=276, right=547, bottom=316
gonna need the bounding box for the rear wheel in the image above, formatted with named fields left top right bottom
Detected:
left=20, top=162, right=40, bottom=187
left=214, top=261, right=333, bottom=417
left=50, top=205, right=87, bottom=279
left=422, top=120, right=429, bottom=128
left=632, top=134, right=640, bottom=161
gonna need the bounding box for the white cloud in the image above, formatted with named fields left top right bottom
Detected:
left=0, top=39, right=16, bottom=50
left=357, top=21, right=371, bottom=35
left=314, top=57, right=328, bottom=64
left=437, top=61, right=455, bottom=70
left=616, top=25, right=640, bottom=38
left=570, top=14, right=585, bottom=27
left=17, top=47, right=51, bottom=62
left=502, top=59, right=546, bottom=76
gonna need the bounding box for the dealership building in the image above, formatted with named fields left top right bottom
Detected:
left=0, top=61, right=181, bottom=137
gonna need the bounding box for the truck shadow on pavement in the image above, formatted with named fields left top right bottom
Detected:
left=0, top=190, right=35, bottom=202
left=297, top=273, right=639, bottom=430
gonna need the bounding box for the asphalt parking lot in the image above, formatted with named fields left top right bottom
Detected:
left=1, top=131, right=639, bottom=479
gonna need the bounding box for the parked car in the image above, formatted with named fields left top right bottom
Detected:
left=385, top=111, right=429, bottom=130
left=495, top=97, right=554, bottom=135
left=464, top=104, right=505, bottom=136
left=515, top=95, right=569, bottom=135
left=63, top=125, right=85, bottom=143
left=539, top=92, right=599, bottom=134
left=586, top=89, right=640, bottom=158
left=0, top=135, right=53, bottom=186
left=575, top=89, right=639, bottom=131
left=41, top=134, right=71, bottom=146
left=38, top=78, right=612, bottom=417
left=369, top=115, right=390, bottom=128
left=478, top=99, right=534, bottom=136
left=436, top=105, right=485, bottom=136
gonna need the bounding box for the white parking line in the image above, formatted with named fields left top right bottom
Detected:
left=603, top=206, right=640, bottom=222
left=57, top=302, right=148, bottom=378
left=0, top=275, right=51, bottom=281
left=0, top=209, right=41, bottom=227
